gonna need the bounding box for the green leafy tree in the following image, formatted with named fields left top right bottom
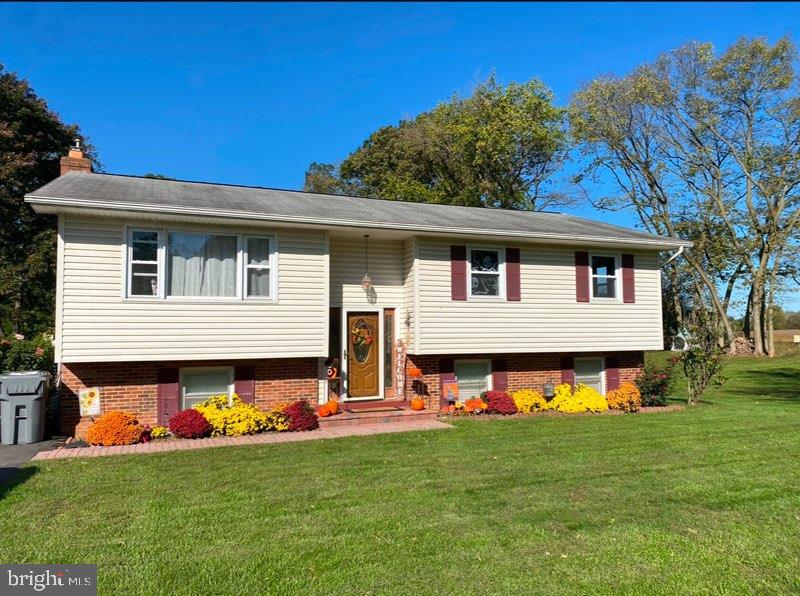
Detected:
left=570, top=37, right=800, bottom=355
left=682, top=308, right=726, bottom=405
left=305, top=75, right=567, bottom=211
left=0, top=63, right=95, bottom=336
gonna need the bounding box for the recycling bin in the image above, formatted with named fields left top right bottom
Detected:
left=0, top=371, right=51, bottom=445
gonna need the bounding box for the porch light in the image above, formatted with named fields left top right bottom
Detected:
left=360, top=234, right=372, bottom=292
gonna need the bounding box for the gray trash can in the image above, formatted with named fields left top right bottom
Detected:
left=0, top=371, right=51, bottom=445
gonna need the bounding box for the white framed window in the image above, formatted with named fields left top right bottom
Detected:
left=590, top=254, right=620, bottom=300
left=468, top=247, right=505, bottom=298
left=124, top=227, right=277, bottom=301
left=574, top=358, right=605, bottom=394
left=455, top=360, right=492, bottom=401
left=180, top=367, right=234, bottom=409
left=167, top=231, right=239, bottom=298
left=128, top=229, right=162, bottom=297
left=244, top=236, right=274, bottom=298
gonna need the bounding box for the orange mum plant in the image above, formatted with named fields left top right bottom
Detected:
left=606, top=382, right=642, bottom=412
left=86, top=411, right=144, bottom=446
left=463, top=397, right=488, bottom=414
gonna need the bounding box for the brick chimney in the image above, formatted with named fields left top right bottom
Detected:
left=60, top=138, right=92, bottom=175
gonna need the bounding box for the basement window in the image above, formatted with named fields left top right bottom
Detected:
left=455, top=360, right=491, bottom=401
left=180, top=367, right=234, bottom=409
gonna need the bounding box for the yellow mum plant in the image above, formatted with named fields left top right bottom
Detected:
left=545, top=383, right=608, bottom=413
left=606, top=382, right=642, bottom=412
left=150, top=425, right=170, bottom=439
left=194, top=393, right=285, bottom=436
left=511, top=389, right=547, bottom=413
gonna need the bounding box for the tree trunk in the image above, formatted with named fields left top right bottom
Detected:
left=11, top=297, right=22, bottom=335
left=750, top=281, right=764, bottom=356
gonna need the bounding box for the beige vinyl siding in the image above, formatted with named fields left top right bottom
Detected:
left=330, top=236, right=405, bottom=313
left=402, top=238, right=417, bottom=352
left=59, top=216, right=327, bottom=362
left=415, top=239, right=663, bottom=354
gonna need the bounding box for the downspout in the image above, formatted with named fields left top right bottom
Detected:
left=661, top=245, right=684, bottom=267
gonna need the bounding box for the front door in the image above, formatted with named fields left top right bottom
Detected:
left=347, top=313, right=380, bottom=398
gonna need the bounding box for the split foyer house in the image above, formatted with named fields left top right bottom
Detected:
left=25, top=145, right=689, bottom=436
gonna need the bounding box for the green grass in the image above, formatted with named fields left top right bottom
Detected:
left=1, top=352, right=799, bottom=595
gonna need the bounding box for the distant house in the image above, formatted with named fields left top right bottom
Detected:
left=25, top=144, right=690, bottom=437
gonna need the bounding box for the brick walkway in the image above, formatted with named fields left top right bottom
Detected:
left=31, top=419, right=452, bottom=461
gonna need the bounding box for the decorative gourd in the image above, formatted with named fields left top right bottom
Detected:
left=410, top=397, right=425, bottom=411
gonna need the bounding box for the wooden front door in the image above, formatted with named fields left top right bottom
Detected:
left=347, top=313, right=380, bottom=398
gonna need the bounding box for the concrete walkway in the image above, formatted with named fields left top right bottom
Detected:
left=32, top=419, right=452, bottom=461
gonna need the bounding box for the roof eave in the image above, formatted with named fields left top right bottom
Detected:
left=25, top=195, right=693, bottom=250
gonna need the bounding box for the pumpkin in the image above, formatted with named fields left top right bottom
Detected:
left=410, top=397, right=425, bottom=411
left=317, top=403, right=332, bottom=417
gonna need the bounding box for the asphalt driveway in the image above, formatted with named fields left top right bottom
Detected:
left=0, top=440, right=60, bottom=488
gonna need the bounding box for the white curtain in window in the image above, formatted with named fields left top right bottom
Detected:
left=168, top=233, right=237, bottom=297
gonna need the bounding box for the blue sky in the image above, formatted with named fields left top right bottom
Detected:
left=2, top=2, right=798, bottom=308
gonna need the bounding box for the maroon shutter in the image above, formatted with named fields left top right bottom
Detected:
left=492, top=359, right=508, bottom=392
left=605, top=356, right=620, bottom=392
left=439, top=358, right=455, bottom=407
left=451, top=245, right=467, bottom=301
left=156, top=367, right=180, bottom=425
left=622, top=253, right=635, bottom=303
left=234, top=365, right=256, bottom=404
left=560, top=356, right=575, bottom=387
left=575, top=251, right=590, bottom=303
left=506, top=248, right=521, bottom=301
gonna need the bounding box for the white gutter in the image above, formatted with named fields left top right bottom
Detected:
left=25, top=195, right=692, bottom=250
left=662, top=245, right=685, bottom=266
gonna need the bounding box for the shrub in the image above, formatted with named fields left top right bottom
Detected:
left=546, top=383, right=608, bottom=414
left=150, top=425, right=170, bottom=439
left=282, top=400, right=319, bottom=431
left=264, top=409, right=290, bottom=432
left=86, top=411, right=143, bottom=446
left=636, top=360, right=676, bottom=407
left=484, top=390, right=517, bottom=415
left=606, top=382, right=642, bottom=412
left=1, top=333, right=54, bottom=373
left=195, top=393, right=270, bottom=436
left=511, top=389, right=547, bottom=414
left=169, top=408, right=212, bottom=439
left=463, top=397, right=488, bottom=414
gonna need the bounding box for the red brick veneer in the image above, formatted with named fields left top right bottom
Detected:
left=404, top=351, right=644, bottom=409
left=59, top=358, right=319, bottom=437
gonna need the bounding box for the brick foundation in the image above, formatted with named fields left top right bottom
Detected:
left=403, top=351, right=644, bottom=409
left=59, top=358, right=319, bottom=437
left=60, top=351, right=644, bottom=437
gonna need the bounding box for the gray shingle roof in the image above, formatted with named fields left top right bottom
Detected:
left=26, top=172, right=689, bottom=248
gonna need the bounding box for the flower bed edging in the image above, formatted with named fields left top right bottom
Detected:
left=438, top=403, right=684, bottom=421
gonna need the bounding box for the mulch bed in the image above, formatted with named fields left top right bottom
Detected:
left=438, top=404, right=685, bottom=421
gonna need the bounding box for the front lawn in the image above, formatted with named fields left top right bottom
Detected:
left=1, top=352, right=799, bottom=594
